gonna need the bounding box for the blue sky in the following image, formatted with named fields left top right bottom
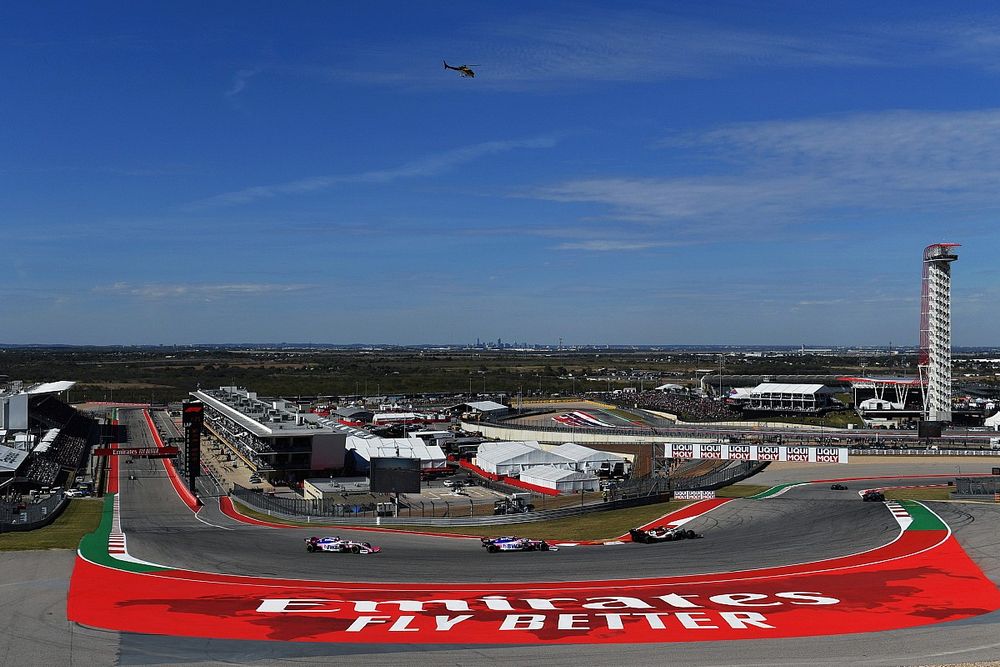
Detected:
left=3, top=1, right=1000, bottom=346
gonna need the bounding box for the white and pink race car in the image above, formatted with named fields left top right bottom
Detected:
left=480, top=536, right=556, bottom=553
left=304, top=536, right=381, bottom=554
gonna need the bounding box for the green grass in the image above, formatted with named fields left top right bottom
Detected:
left=0, top=498, right=103, bottom=551
left=716, top=484, right=770, bottom=498
left=883, top=487, right=952, bottom=501
left=233, top=498, right=689, bottom=541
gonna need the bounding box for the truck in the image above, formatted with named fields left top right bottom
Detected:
left=493, top=494, right=535, bottom=515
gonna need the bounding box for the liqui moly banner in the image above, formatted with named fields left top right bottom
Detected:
left=663, top=444, right=848, bottom=463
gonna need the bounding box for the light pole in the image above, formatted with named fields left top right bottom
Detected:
left=718, top=354, right=723, bottom=399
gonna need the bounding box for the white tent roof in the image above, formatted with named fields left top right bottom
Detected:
left=476, top=441, right=570, bottom=468
left=751, top=383, right=831, bottom=395
left=552, top=443, right=625, bottom=464
left=655, top=383, right=684, bottom=392
left=519, top=466, right=596, bottom=483
left=346, top=436, right=446, bottom=466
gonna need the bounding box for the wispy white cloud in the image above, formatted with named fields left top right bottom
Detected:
left=526, top=108, right=1000, bottom=241
left=95, top=282, right=316, bottom=301
left=226, top=67, right=263, bottom=97
left=189, top=136, right=557, bottom=208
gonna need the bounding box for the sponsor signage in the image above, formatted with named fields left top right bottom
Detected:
left=94, top=447, right=179, bottom=457
left=67, top=529, right=1000, bottom=644
left=674, top=490, right=716, bottom=500
left=663, top=444, right=848, bottom=463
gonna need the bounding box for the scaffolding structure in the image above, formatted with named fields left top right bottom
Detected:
left=918, top=243, right=959, bottom=423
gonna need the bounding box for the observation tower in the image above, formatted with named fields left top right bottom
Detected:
left=918, top=243, right=959, bottom=423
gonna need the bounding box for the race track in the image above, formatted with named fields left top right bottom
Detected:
left=57, top=409, right=1000, bottom=664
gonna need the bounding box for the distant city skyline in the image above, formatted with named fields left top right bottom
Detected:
left=3, top=2, right=999, bottom=346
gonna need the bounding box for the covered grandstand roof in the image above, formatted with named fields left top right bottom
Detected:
left=34, top=428, right=60, bottom=455
left=24, top=381, right=76, bottom=395
left=456, top=401, right=509, bottom=413
left=751, top=383, right=832, bottom=395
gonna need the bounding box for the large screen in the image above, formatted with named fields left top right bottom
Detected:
left=918, top=420, right=944, bottom=439
left=370, top=457, right=421, bottom=494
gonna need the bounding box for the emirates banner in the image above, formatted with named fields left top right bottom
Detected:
left=664, top=444, right=848, bottom=464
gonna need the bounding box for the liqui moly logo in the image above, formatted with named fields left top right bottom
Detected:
left=671, top=444, right=694, bottom=459
left=758, top=446, right=781, bottom=461
left=700, top=444, right=722, bottom=459
left=728, top=445, right=752, bottom=460
left=786, top=446, right=810, bottom=462
left=815, top=447, right=843, bottom=463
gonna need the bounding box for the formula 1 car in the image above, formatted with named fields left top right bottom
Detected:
left=830, top=483, right=848, bottom=491
left=305, top=536, right=381, bottom=554
left=481, top=536, right=556, bottom=553
left=862, top=490, right=886, bottom=502
left=629, top=525, right=700, bottom=544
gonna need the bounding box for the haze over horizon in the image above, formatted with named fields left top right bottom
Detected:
left=4, top=2, right=999, bottom=347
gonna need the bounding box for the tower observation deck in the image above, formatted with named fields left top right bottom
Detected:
left=918, top=243, right=959, bottom=423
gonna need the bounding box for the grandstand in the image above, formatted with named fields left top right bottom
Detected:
left=740, top=383, right=837, bottom=414
left=0, top=389, right=100, bottom=489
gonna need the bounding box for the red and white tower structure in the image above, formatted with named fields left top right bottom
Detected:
left=918, top=243, right=959, bottom=423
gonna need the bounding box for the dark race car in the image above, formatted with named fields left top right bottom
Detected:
left=862, top=490, right=886, bottom=502
left=481, top=536, right=556, bottom=553
left=629, top=525, right=700, bottom=544
left=830, top=483, right=848, bottom=491
left=305, top=536, right=381, bottom=554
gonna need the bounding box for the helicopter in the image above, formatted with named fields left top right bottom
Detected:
left=443, top=60, right=477, bottom=78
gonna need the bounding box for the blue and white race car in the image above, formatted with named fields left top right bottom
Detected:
left=305, top=536, right=381, bottom=554
left=481, top=536, right=556, bottom=553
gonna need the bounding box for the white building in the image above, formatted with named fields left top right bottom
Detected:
left=345, top=436, right=448, bottom=474
left=475, top=441, right=573, bottom=477
left=746, top=383, right=835, bottom=412
left=519, top=465, right=599, bottom=492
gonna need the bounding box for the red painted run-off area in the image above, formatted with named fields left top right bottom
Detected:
left=142, top=410, right=200, bottom=512
left=68, top=527, right=1000, bottom=644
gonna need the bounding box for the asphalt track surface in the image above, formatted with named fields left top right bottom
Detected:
left=9, top=408, right=1000, bottom=665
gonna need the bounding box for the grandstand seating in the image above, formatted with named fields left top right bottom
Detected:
left=18, top=397, right=98, bottom=487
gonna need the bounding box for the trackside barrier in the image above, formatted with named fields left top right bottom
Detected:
left=229, top=484, right=666, bottom=527
left=673, top=460, right=769, bottom=491
left=0, top=491, right=69, bottom=532
left=848, top=448, right=1000, bottom=457
left=469, top=410, right=1000, bottom=451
